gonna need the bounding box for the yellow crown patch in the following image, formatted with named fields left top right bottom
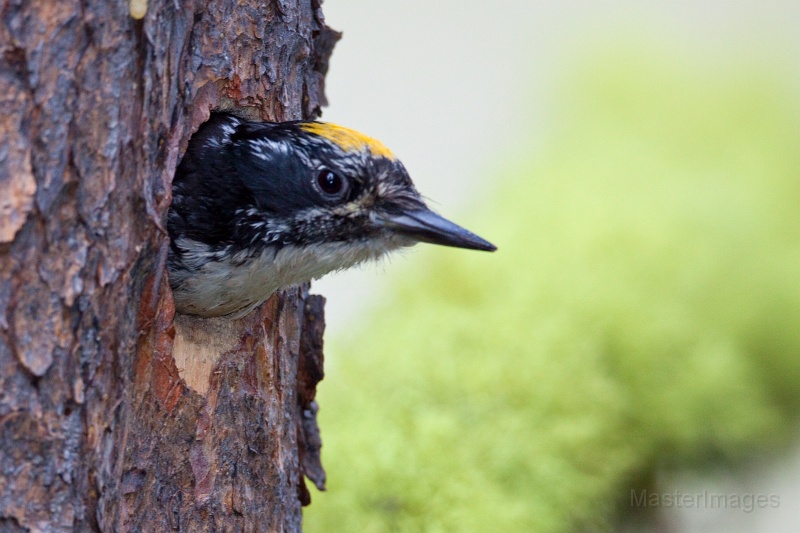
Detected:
left=299, top=122, right=395, bottom=160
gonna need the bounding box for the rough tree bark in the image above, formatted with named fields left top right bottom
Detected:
left=0, top=0, right=338, bottom=530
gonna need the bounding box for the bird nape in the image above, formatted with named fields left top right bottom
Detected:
left=167, top=113, right=496, bottom=318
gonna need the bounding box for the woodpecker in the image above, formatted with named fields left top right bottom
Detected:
left=168, top=113, right=496, bottom=318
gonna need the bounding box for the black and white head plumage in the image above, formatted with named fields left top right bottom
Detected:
left=168, top=113, right=495, bottom=318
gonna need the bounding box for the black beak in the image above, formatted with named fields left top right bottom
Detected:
left=377, top=208, right=497, bottom=252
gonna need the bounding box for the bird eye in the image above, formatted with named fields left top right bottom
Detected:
left=316, top=169, right=346, bottom=197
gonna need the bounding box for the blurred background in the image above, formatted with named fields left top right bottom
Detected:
left=307, top=1, right=800, bottom=531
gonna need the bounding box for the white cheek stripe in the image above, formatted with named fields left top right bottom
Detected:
left=172, top=236, right=412, bottom=318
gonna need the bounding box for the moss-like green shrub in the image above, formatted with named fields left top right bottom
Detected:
left=305, top=49, right=800, bottom=532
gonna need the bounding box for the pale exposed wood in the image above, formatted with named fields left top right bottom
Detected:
left=0, top=0, right=339, bottom=530
left=173, top=315, right=240, bottom=396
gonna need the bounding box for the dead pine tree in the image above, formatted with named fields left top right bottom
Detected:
left=0, top=0, right=338, bottom=530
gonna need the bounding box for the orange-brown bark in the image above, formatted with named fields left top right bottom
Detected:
left=0, top=0, right=338, bottom=530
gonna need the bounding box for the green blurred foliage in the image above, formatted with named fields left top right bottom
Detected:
left=304, top=48, right=800, bottom=532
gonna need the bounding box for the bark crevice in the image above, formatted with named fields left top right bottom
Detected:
left=0, top=1, right=338, bottom=530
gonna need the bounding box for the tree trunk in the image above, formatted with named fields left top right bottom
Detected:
left=0, top=0, right=338, bottom=530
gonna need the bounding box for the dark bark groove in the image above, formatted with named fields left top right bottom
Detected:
left=0, top=0, right=339, bottom=530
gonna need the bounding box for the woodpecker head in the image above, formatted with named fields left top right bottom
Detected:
left=168, top=113, right=496, bottom=318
